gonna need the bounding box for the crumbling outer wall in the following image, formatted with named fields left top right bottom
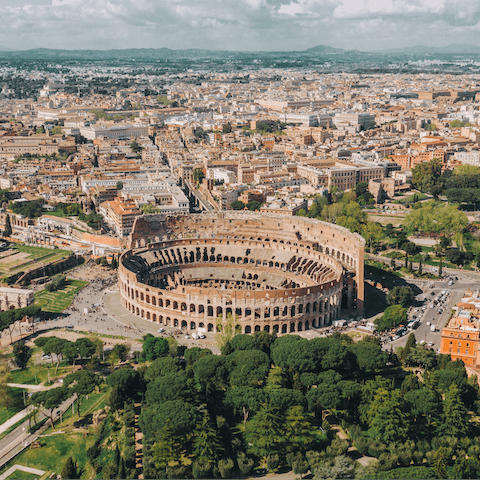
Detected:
left=128, top=212, right=364, bottom=315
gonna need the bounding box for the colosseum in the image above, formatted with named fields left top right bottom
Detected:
left=118, top=211, right=365, bottom=335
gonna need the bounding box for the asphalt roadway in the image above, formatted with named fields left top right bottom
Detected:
left=45, top=273, right=223, bottom=353
left=0, top=395, right=76, bottom=470
left=384, top=271, right=480, bottom=352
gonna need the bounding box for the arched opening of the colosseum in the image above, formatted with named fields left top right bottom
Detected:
left=121, top=212, right=364, bottom=335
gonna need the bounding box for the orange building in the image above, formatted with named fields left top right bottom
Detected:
left=440, top=291, right=480, bottom=367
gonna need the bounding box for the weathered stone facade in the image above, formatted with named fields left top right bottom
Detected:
left=0, top=287, right=34, bottom=311
left=119, top=212, right=365, bottom=334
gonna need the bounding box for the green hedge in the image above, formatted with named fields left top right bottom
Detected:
left=0, top=305, right=41, bottom=329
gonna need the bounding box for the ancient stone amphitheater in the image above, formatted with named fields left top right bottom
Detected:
left=119, top=212, right=364, bottom=335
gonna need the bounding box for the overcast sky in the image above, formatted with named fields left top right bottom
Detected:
left=0, top=0, right=479, bottom=51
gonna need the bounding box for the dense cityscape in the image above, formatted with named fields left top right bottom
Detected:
left=1, top=45, right=480, bottom=480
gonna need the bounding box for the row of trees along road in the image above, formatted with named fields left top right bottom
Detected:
left=97, top=330, right=480, bottom=479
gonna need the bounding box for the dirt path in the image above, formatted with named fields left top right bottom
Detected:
left=135, top=403, right=143, bottom=480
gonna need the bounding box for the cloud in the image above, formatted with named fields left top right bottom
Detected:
left=0, top=0, right=479, bottom=51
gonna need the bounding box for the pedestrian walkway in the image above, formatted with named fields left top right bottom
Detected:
left=0, top=464, right=45, bottom=480
left=6, top=382, right=61, bottom=392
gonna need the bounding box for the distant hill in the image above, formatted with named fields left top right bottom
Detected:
left=304, top=44, right=346, bottom=54
left=0, top=47, right=237, bottom=60
left=378, top=44, right=480, bottom=54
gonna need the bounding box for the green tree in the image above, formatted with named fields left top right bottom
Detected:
left=246, top=200, right=262, bottom=211
left=61, top=457, right=80, bottom=479
left=106, top=368, right=141, bottom=407
left=0, top=362, right=12, bottom=410
left=218, top=458, right=235, bottom=478
left=427, top=123, right=437, bottom=131
left=51, top=126, right=63, bottom=135
left=130, top=141, right=142, bottom=153
left=217, top=313, right=240, bottom=353
left=441, top=384, right=470, bottom=437
left=193, top=355, right=227, bottom=399
left=230, top=200, right=245, bottom=210
left=145, top=371, right=192, bottom=404
left=374, top=304, right=408, bottom=331
left=433, top=446, right=449, bottom=479
left=63, top=342, right=79, bottom=367
left=152, top=421, right=184, bottom=472
left=355, top=181, right=369, bottom=197
left=12, top=341, right=32, bottom=370
left=403, top=333, right=417, bottom=360
left=349, top=338, right=387, bottom=372
left=142, top=334, right=169, bottom=361
left=76, top=337, right=96, bottom=362
left=244, top=403, right=285, bottom=459
left=3, top=214, right=11, bottom=237
left=387, top=286, right=415, bottom=308
left=118, top=457, right=126, bottom=479
left=284, top=405, right=316, bottom=453
left=145, top=357, right=182, bottom=382
left=237, top=453, right=254, bottom=476
left=193, top=411, right=224, bottom=462
left=193, top=168, right=205, bottom=184
left=369, top=390, right=410, bottom=443
left=452, top=457, right=480, bottom=479
left=64, top=369, right=102, bottom=416
left=31, top=386, right=70, bottom=428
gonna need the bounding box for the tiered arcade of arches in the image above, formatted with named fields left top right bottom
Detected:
left=119, top=212, right=365, bottom=334
left=129, top=211, right=364, bottom=314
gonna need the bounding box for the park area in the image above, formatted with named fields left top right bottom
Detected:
left=0, top=244, right=71, bottom=284
left=0, top=387, right=110, bottom=479
left=34, top=279, right=88, bottom=314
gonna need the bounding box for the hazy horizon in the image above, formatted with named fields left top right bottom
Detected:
left=1, top=0, right=480, bottom=52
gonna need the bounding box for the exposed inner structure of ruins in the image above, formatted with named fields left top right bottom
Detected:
left=119, top=211, right=364, bottom=334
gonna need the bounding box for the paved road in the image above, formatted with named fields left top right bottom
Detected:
left=0, top=395, right=76, bottom=470
left=382, top=274, right=480, bottom=351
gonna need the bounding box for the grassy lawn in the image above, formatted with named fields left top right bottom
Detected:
left=5, top=469, right=36, bottom=480
left=43, top=210, right=70, bottom=219
left=2, top=432, right=93, bottom=478
left=48, top=387, right=109, bottom=430
left=10, top=362, right=78, bottom=386
left=35, top=279, right=88, bottom=314
left=0, top=387, right=27, bottom=425
left=15, top=245, right=70, bottom=259
left=0, top=387, right=109, bottom=479
left=393, top=193, right=429, bottom=205
left=0, top=245, right=73, bottom=283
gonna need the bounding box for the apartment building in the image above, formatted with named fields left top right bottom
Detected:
left=334, top=112, right=376, bottom=131
left=440, top=290, right=480, bottom=368
left=260, top=197, right=308, bottom=216
left=454, top=151, right=480, bottom=167
left=99, top=197, right=142, bottom=237
left=256, top=98, right=335, bottom=111
left=80, top=124, right=149, bottom=140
